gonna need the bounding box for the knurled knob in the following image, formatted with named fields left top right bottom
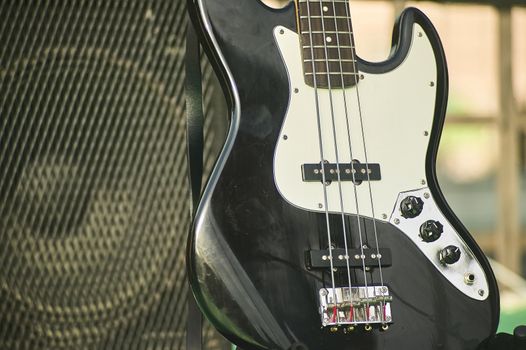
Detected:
left=439, top=245, right=461, bottom=265
left=514, top=325, right=526, bottom=349
left=419, top=220, right=443, bottom=242
left=400, top=196, right=424, bottom=219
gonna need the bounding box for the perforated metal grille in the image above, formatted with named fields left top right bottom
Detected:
left=0, top=1, right=226, bottom=349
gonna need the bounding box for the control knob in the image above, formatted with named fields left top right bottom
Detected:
left=439, top=245, right=461, bottom=265
left=514, top=325, right=526, bottom=349
left=400, top=196, right=424, bottom=219
left=419, top=220, right=443, bottom=242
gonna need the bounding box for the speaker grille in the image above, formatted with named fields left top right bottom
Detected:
left=0, top=1, right=226, bottom=349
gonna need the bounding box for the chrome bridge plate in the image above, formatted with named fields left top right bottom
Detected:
left=319, top=286, right=393, bottom=327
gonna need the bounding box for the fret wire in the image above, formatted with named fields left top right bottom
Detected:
left=298, top=0, right=358, bottom=88
left=301, top=30, right=350, bottom=34
left=299, top=15, right=350, bottom=19
left=298, top=0, right=348, bottom=2
left=301, top=33, right=354, bottom=41
left=304, top=58, right=356, bottom=62
left=305, top=72, right=360, bottom=75
left=302, top=45, right=355, bottom=49
left=298, top=2, right=350, bottom=16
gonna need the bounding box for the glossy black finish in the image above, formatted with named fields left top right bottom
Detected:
left=187, top=1, right=499, bottom=349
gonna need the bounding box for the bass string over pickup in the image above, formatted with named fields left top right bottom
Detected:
left=301, top=161, right=381, bottom=183
left=306, top=248, right=392, bottom=269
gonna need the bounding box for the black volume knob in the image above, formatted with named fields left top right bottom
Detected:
left=419, top=220, right=443, bottom=242
left=439, top=245, right=461, bottom=265
left=514, top=325, right=526, bottom=349
left=400, top=196, right=424, bottom=218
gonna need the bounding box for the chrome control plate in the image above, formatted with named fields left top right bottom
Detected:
left=319, top=286, right=393, bottom=327
left=390, top=187, right=489, bottom=300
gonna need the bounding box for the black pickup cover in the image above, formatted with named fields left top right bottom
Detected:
left=302, top=162, right=381, bottom=182
left=306, top=248, right=392, bottom=269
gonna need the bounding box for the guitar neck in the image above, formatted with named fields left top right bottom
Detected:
left=296, top=0, right=359, bottom=88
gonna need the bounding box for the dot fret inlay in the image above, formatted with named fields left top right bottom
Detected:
left=297, top=0, right=358, bottom=88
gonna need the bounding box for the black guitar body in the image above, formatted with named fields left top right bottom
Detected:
left=186, top=1, right=499, bottom=349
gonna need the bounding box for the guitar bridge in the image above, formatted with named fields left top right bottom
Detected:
left=319, top=286, right=393, bottom=328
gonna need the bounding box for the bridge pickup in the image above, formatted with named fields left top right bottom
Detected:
left=301, top=162, right=381, bottom=182
left=306, top=248, right=392, bottom=269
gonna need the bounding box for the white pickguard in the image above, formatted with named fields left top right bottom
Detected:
left=273, top=24, right=435, bottom=221
left=273, top=25, right=489, bottom=300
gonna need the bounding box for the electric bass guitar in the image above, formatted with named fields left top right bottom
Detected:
left=186, top=1, right=500, bottom=349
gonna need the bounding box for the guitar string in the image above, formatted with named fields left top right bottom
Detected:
left=317, top=0, right=365, bottom=322
left=342, top=0, right=387, bottom=323
left=303, top=0, right=339, bottom=316
left=325, top=0, right=372, bottom=322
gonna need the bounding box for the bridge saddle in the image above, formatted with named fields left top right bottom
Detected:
left=319, top=286, right=393, bottom=329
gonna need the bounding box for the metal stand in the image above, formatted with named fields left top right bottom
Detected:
left=480, top=326, right=526, bottom=350
left=185, top=16, right=205, bottom=350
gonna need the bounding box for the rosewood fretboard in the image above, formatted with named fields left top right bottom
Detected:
left=296, top=0, right=358, bottom=88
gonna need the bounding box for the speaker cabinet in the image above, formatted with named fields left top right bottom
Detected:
left=0, top=1, right=226, bottom=349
